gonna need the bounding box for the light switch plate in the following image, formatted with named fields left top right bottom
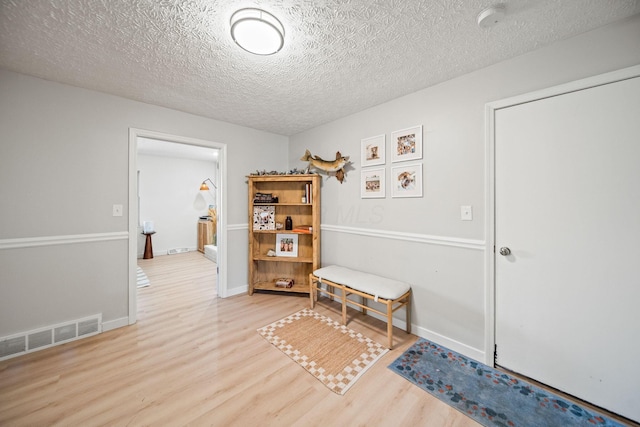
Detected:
left=112, top=204, right=123, bottom=217
left=461, top=205, right=473, bottom=221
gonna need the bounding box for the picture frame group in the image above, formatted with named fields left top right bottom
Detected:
left=360, top=125, right=423, bottom=198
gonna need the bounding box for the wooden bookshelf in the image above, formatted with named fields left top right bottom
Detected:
left=248, top=174, right=320, bottom=295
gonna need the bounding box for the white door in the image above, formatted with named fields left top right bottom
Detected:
left=495, top=75, right=640, bottom=422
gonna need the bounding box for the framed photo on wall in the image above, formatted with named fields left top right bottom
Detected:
left=361, top=168, right=385, bottom=198
left=391, top=163, right=423, bottom=198
left=275, top=233, right=298, bottom=257
left=391, top=125, right=422, bottom=162
left=361, top=134, right=385, bottom=167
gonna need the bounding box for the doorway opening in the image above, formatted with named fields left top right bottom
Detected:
left=128, top=129, right=228, bottom=325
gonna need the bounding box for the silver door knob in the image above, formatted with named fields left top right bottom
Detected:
left=499, top=247, right=511, bottom=256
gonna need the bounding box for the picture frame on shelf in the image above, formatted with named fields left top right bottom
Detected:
left=361, top=134, right=385, bottom=167
left=275, top=233, right=298, bottom=257
left=361, top=168, right=386, bottom=199
left=391, top=163, right=423, bottom=198
left=391, top=125, right=422, bottom=163
left=253, top=205, right=275, bottom=230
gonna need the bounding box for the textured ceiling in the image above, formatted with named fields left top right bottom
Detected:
left=1, top=1, right=639, bottom=136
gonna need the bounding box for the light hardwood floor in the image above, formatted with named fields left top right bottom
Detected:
left=0, top=251, right=478, bottom=426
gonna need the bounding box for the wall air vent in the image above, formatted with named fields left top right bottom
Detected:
left=0, top=336, right=26, bottom=359
left=0, top=314, right=102, bottom=361
left=28, top=330, right=53, bottom=350
left=78, top=318, right=100, bottom=336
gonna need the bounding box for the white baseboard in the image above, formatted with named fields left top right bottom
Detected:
left=333, top=297, right=485, bottom=362
left=413, top=325, right=485, bottom=362
left=226, top=285, right=248, bottom=298
left=102, top=317, right=129, bottom=332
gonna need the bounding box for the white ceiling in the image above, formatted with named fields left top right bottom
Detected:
left=1, top=1, right=639, bottom=136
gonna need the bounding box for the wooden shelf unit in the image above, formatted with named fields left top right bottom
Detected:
left=197, top=219, right=214, bottom=253
left=248, top=174, right=320, bottom=295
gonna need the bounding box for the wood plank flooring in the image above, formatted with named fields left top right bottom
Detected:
left=0, top=251, right=477, bottom=426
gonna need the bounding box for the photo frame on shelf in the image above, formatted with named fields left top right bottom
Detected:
left=361, top=168, right=386, bottom=199
left=391, top=163, right=423, bottom=198
left=391, top=125, right=422, bottom=163
left=253, top=205, right=275, bottom=230
left=275, top=233, right=298, bottom=257
left=361, top=134, right=385, bottom=167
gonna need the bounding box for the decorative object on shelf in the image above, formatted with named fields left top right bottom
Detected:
left=285, top=215, right=292, bottom=230
left=266, top=249, right=276, bottom=257
left=249, top=168, right=308, bottom=176
left=300, top=149, right=351, bottom=183
left=291, top=225, right=312, bottom=234
left=304, top=182, right=313, bottom=204
left=391, top=163, right=423, bottom=198
left=361, top=134, right=386, bottom=167
left=274, top=278, right=294, bottom=288
left=253, top=205, right=275, bottom=230
left=275, top=233, right=298, bottom=257
left=361, top=168, right=386, bottom=199
left=253, top=192, right=278, bottom=203
left=391, top=125, right=423, bottom=163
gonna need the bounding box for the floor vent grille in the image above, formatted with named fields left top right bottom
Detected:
left=168, top=248, right=189, bottom=254
left=0, top=314, right=102, bottom=361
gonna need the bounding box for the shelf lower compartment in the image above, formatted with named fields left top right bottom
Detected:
left=253, top=256, right=313, bottom=263
left=252, top=281, right=310, bottom=294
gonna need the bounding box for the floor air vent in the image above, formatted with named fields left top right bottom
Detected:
left=168, top=248, right=189, bottom=254
left=0, top=314, right=102, bottom=361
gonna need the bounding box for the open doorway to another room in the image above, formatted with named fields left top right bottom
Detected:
left=128, top=129, right=227, bottom=326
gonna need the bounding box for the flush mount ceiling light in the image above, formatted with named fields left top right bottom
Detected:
left=230, top=8, right=284, bottom=55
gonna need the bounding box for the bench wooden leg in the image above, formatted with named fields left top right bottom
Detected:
left=387, top=300, right=394, bottom=349
left=362, top=295, right=368, bottom=316
left=406, top=293, right=412, bottom=334
left=341, top=289, right=347, bottom=325
left=309, top=274, right=315, bottom=309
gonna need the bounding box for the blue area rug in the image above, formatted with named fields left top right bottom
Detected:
left=389, top=338, right=624, bottom=427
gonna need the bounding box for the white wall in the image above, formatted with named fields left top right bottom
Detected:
left=137, top=153, right=217, bottom=256
left=289, top=14, right=640, bottom=359
left=0, top=69, right=288, bottom=336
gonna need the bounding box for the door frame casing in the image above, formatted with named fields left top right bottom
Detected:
left=128, top=128, right=229, bottom=325
left=483, top=64, right=640, bottom=366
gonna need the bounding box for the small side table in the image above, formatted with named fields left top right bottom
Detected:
left=142, top=231, right=156, bottom=259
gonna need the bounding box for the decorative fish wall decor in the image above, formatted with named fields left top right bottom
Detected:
left=301, top=149, right=351, bottom=183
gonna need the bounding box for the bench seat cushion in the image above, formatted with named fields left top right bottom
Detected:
left=313, top=265, right=411, bottom=301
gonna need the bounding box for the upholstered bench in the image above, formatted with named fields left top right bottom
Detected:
left=309, top=265, right=412, bottom=349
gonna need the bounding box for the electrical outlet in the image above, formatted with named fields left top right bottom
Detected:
left=461, top=205, right=473, bottom=221
left=112, top=204, right=123, bottom=217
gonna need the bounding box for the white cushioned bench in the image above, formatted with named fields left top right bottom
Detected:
left=310, top=265, right=411, bottom=349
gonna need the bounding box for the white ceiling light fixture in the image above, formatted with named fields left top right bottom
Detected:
left=230, top=8, right=285, bottom=55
